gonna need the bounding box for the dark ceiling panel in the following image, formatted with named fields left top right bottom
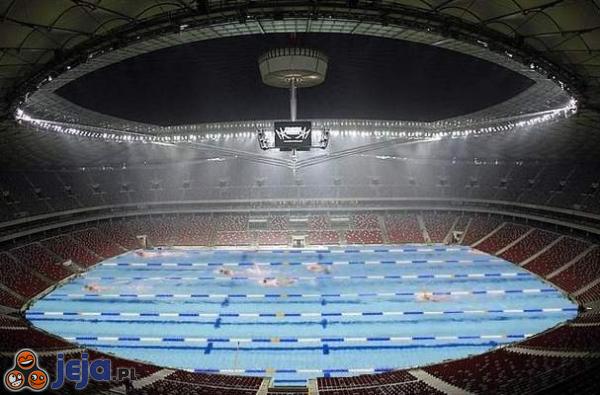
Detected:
left=57, top=33, right=533, bottom=125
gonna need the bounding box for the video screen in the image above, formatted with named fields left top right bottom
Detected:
left=274, top=121, right=312, bottom=151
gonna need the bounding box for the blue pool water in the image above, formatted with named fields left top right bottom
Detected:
left=27, top=245, right=577, bottom=385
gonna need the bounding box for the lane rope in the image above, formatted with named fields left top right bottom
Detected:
left=46, top=288, right=559, bottom=300
left=63, top=333, right=534, bottom=344
left=101, top=258, right=502, bottom=267
left=26, top=307, right=576, bottom=319
left=82, top=272, right=531, bottom=281
left=114, top=247, right=470, bottom=257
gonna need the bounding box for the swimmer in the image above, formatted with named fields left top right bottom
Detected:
left=136, top=250, right=160, bottom=258
left=217, top=267, right=235, bottom=277
left=306, top=263, right=331, bottom=274
left=83, top=283, right=103, bottom=292
left=260, top=278, right=279, bottom=287
left=258, top=277, right=297, bottom=288
left=416, top=291, right=440, bottom=302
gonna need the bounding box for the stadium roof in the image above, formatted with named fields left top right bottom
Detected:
left=0, top=1, right=598, bottom=171
left=1, top=0, right=599, bottom=117
left=2, top=109, right=599, bottom=170
left=55, top=33, right=535, bottom=125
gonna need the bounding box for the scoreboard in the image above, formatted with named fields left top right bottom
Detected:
left=257, top=121, right=327, bottom=151
left=274, top=121, right=312, bottom=151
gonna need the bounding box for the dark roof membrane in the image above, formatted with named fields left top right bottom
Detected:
left=57, top=33, right=533, bottom=126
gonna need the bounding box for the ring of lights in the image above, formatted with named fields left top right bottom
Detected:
left=14, top=5, right=578, bottom=170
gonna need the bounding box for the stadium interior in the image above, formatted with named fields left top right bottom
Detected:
left=1, top=1, right=600, bottom=394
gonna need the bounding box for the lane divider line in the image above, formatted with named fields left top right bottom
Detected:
left=113, top=247, right=471, bottom=258
left=26, top=307, right=577, bottom=318
left=63, top=333, right=534, bottom=344
left=45, top=288, right=559, bottom=300
left=82, top=272, right=531, bottom=281
left=102, top=259, right=503, bottom=267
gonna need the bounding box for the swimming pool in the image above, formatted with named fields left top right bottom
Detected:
left=27, top=245, right=577, bottom=385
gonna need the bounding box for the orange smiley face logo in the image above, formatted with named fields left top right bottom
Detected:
left=4, top=370, right=24, bottom=390
left=16, top=350, right=36, bottom=370
left=4, top=349, right=49, bottom=392
left=27, top=370, right=48, bottom=391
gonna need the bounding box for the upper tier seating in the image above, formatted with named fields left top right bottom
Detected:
left=255, top=231, right=290, bottom=245
left=577, top=282, right=600, bottom=305
left=0, top=314, right=28, bottom=328
left=98, top=222, right=141, bottom=250
left=270, top=215, right=290, bottom=230
left=385, top=214, right=424, bottom=243
left=43, top=235, right=100, bottom=268
left=307, top=230, right=340, bottom=245
left=475, top=223, right=529, bottom=254
left=2, top=161, right=600, bottom=222
left=0, top=252, right=49, bottom=298
left=215, top=231, right=252, bottom=246
left=10, top=243, right=73, bottom=281
left=308, top=216, right=330, bottom=230
left=345, top=229, right=384, bottom=244
left=128, top=217, right=179, bottom=246
left=215, top=215, right=249, bottom=231
left=422, top=213, right=456, bottom=243
left=524, top=237, right=591, bottom=277
left=552, top=247, right=600, bottom=293
left=500, top=229, right=559, bottom=264
left=177, top=216, right=215, bottom=245
left=71, top=228, right=124, bottom=258
left=0, top=289, right=24, bottom=309
left=351, top=213, right=380, bottom=230
left=461, top=217, right=502, bottom=246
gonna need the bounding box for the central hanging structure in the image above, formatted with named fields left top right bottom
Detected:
left=257, top=47, right=330, bottom=152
